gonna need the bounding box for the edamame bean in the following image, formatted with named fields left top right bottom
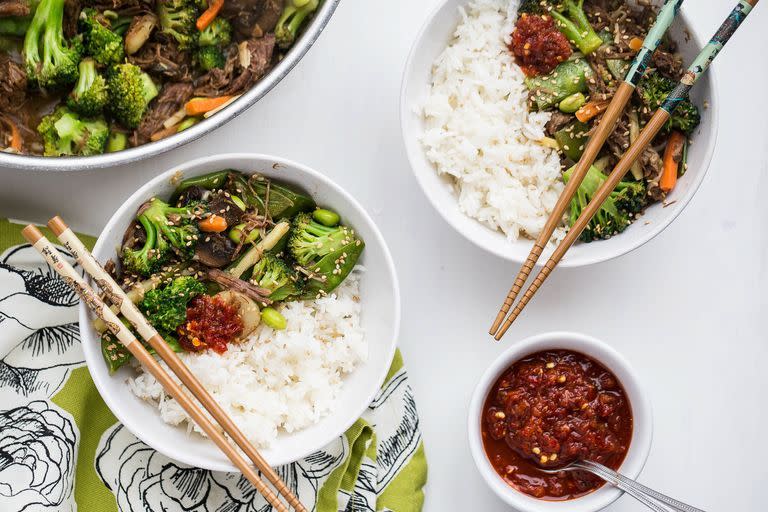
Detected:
left=313, top=208, right=340, bottom=227
left=261, top=307, right=286, bottom=330
left=559, top=92, right=587, bottom=114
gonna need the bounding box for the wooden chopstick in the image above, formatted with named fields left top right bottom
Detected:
left=494, top=0, right=759, bottom=340
left=21, top=225, right=293, bottom=512
left=46, top=217, right=306, bottom=512
left=488, top=0, right=685, bottom=336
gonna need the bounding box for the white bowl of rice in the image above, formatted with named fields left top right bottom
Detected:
left=80, top=153, right=400, bottom=470
left=401, top=0, right=718, bottom=267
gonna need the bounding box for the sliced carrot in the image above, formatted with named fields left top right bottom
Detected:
left=9, top=121, right=21, bottom=152
left=196, top=0, right=224, bottom=31
left=575, top=100, right=610, bottom=123
left=185, top=96, right=233, bottom=116
left=660, top=131, right=685, bottom=192
left=199, top=214, right=228, bottom=233
left=1, top=116, right=22, bottom=152
left=628, top=37, right=643, bottom=51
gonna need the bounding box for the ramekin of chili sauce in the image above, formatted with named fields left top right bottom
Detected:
left=468, top=333, right=652, bottom=512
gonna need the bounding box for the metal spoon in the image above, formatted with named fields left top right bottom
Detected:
left=540, top=459, right=706, bottom=512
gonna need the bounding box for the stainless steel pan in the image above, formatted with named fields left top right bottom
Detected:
left=0, top=0, right=341, bottom=172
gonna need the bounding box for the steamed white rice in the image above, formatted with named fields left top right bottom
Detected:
left=420, top=0, right=566, bottom=241
left=128, top=273, right=366, bottom=448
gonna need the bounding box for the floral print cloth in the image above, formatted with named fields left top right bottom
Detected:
left=0, top=219, right=427, bottom=512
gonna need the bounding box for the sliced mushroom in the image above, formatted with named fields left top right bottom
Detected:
left=215, top=290, right=261, bottom=336
left=194, top=233, right=236, bottom=267
left=125, top=13, right=158, bottom=56
left=208, top=191, right=244, bottom=227
left=178, top=185, right=207, bottom=206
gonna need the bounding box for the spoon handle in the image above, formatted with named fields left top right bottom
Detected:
left=577, top=460, right=706, bottom=512
left=616, top=484, right=676, bottom=512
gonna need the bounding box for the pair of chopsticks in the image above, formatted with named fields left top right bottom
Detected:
left=22, top=218, right=306, bottom=512
left=490, top=0, right=759, bottom=340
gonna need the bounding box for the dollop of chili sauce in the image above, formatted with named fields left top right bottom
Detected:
left=178, top=295, right=243, bottom=354
left=482, top=350, right=633, bottom=500
left=510, top=14, right=572, bottom=77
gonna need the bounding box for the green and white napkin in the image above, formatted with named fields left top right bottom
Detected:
left=0, top=218, right=427, bottom=512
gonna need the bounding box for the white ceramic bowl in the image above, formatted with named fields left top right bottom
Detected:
left=79, top=153, right=400, bottom=471
left=401, top=0, right=718, bottom=267
left=468, top=332, right=653, bottom=512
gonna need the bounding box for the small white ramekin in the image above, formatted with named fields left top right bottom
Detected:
left=468, top=332, right=653, bottom=512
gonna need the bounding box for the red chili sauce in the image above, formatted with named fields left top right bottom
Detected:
left=178, top=295, right=243, bottom=354
left=510, top=14, right=572, bottom=77
left=482, top=350, right=633, bottom=500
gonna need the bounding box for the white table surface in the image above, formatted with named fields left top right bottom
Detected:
left=2, top=1, right=766, bottom=510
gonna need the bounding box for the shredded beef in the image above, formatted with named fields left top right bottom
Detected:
left=90, top=0, right=144, bottom=10
left=545, top=112, right=573, bottom=136
left=221, top=0, right=267, bottom=39
left=0, top=55, right=27, bottom=113
left=193, top=35, right=275, bottom=97
left=252, top=0, right=284, bottom=37
left=652, top=50, right=684, bottom=80
left=132, top=82, right=194, bottom=145
left=0, top=0, right=29, bottom=17
left=63, top=0, right=82, bottom=38
left=128, top=39, right=193, bottom=82
left=641, top=146, right=664, bottom=200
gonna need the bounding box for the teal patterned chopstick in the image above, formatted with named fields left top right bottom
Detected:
left=661, top=0, right=757, bottom=113
left=625, top=0, right=684, bottom=86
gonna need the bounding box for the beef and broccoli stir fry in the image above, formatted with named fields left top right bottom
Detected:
left=511, top=0, right=702, bottom=242
left=98, top=170, right=364, bottom=372
left=0, top=0, right=320, bottom=156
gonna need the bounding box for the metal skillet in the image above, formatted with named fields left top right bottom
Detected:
left=0, top=0, right=341, bottom=172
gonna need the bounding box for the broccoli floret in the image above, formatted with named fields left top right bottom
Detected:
left=198, top=17, right=231, bottom=47
left=37, top=106, right=108, bottom=156
left=139, top=276, right=205, bottom=332
left=121, top=214, right=171, bottom=276
left=275, top=0, right=318, bottom=50
left=250, top=254, right=304, bottom=301
left=121, top=198, right=201, bottom=276
left=523, top=0, right=602, bottom=55
left=67, top=58, right=108, bottom=116
left=288, top=212, right=364, bottom=298
left=195, top=45, right=225, bottom=71
left=106, top=63, right=159, bottom=128
left=79, top=8, right=125, bottom=67
left=157, top=0, right=199, bottom=49
left=638, top=74, right=701, bottom=134
left=613, top=179, right=647, bottom=215
left=563, top=165, right=643, bottom=243
left=142, top=197, right=201, bottom=258
left=518, top=0, right=545, bottom=14
left=288, top=212, right=354, bottom=266
left=22, top=0, right=81, bottom=89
